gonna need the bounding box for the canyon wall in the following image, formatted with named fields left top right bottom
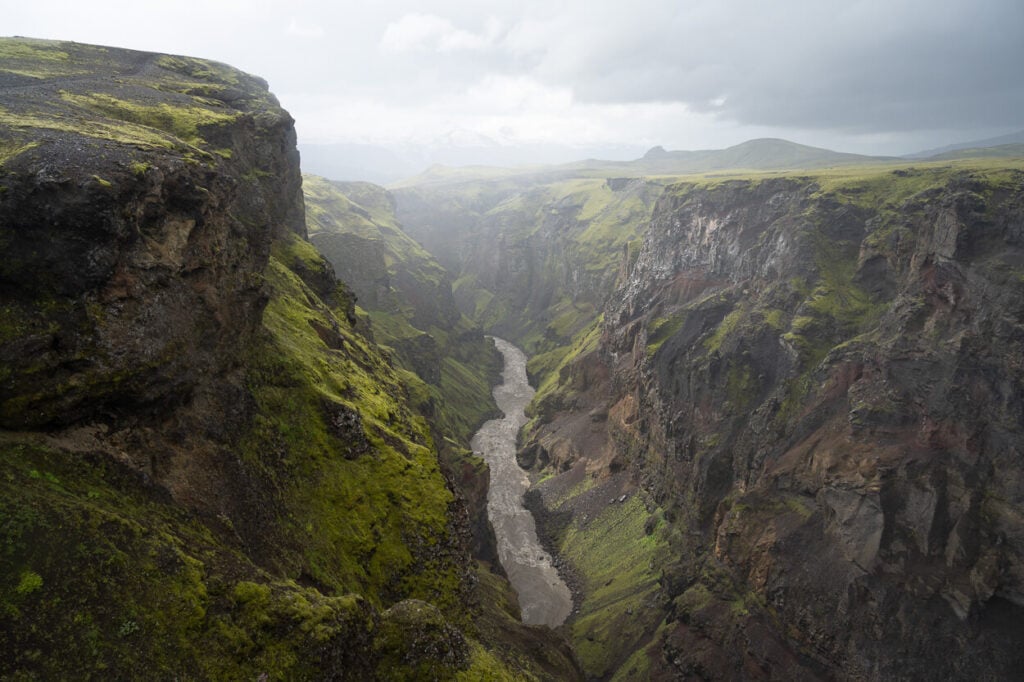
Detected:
left=529, top=169, right=1024, bottom=678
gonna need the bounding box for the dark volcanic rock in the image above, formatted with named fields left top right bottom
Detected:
left=0, top=39, right=303, bottom=430
left=546, top=171, right=1024, bottom=679
left=516, top=441, right=550, bottom=471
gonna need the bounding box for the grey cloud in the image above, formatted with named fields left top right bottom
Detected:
left=515, top=0, right=1024, bottom=132
left=6, top=0, right=1021, bottom=154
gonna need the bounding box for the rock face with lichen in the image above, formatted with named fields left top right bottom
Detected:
left=533, top=171, right=1024, bottom=678
left=0, top=38, right=580, bottom=680
left=0, top=38, right=303, bottom=430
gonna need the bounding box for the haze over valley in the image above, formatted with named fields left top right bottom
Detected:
left=2, top=1, right=1024, bottom=679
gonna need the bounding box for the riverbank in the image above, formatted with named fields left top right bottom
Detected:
left=521, top=486, right=584, bottom=621
left=522, top=466, right=637, bottom=621
left=519, top=463, right=671, bottom=679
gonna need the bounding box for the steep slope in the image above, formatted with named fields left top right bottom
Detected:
left=0, top=38, right=579, bottom=680
left=302, top=174, right=503, bottom=560
left=525, top=163, right=1024, bottom=679
left=390, top=169, right=673, bottom=680
left=393, top=175, right=666, bottom=387
left=303, top=176, right=499, bottom=442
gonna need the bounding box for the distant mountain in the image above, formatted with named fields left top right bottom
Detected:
left=907, top=129, right=1024, bottom=159
left=304, top=133, right=1024, bottom=185
left=921, top=143, right=1024, bottom=161
left=395, top=138, right=897, bottom=189
left=623, top=138, right=892, bottom=174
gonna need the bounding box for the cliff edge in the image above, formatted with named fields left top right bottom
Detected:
left=0, top=38, right=579, bottom=680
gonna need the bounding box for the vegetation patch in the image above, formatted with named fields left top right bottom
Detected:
left=61, top=92, right=239, bottom=147
left=551, top=491, right=669, bottom=679
left=302, top=176, right=501, bottom=450
left=0, top=106, right=178, bottom=150
left=156, top=55, right=241, bottom=86
left=703, top=307, right=746, bottom=353
left=646, top=312, right=687, bottom=357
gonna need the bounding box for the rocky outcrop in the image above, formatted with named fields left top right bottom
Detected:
left=0, top=43, right=302, bottom=431
left=539, top=170, right=1024, bottom=678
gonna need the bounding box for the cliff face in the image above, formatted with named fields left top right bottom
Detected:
left=0, top=39, right=579, bottom=680
left=533, top=169, right=1024, bottom=678
left=0, top=40, right=303, bottom=432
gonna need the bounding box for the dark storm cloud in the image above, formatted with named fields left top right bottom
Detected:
left=516, top=0, right=1024, bottom=132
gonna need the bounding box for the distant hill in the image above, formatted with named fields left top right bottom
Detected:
left=922, top=142, right=1024, bottom=161
left=395, top=135, right=1024, bottom=190
left=396, top=138, right=896, bottom=187
left=620, top=138, right=892, bottom=174
left=908, top=129, right=1024, bottom=159
left=301, top=139, right=647, bottom=184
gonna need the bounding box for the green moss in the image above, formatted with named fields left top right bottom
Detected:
left=156, top=55, right=241, bottom=86
left=725, top=361, right=756, bottom=409
left=240, top=237, right=465, bottom=616
left=525, top=315, right=603, bottom=431
left=646, top=312, right=686, bottom=357
left=0, top=40, right=69, bottom=62
left=457, top=641, right=533, bottom=681
left=551, top=492, right=669, bottom=679
left=703, top=307, right=746, bottom=353
left=0, top=140, right=39, bottom=167
left=0, top=237, right=515, bottom=676
left=0, top=105, right=176, bottom=150
left=14, top=571, right=43, bottom=596
left=0, top=439, right=223, bottom=676
left=60, top=92, right=239, bottom=146
left=762, top=308, right=786, bottom=330
left=0, top=39, right=78, bottom=79
left=674, top=582, right=714, bottom=613
left=302, top=176, right=501, bottom=449
left=373, top=600, right=470, bottom=680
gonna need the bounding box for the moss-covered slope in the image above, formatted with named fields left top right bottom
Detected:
left=0, top=38, right=578, bottom=680
left=302, top=175, right=505, bottom=567
left=303, top=175, right=500, bottom=449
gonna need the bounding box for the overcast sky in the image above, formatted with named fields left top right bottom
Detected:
left=5, top=0, right=1023, bottom=158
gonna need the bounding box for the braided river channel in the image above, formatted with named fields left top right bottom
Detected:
left=471, top=337, right=573, bottom=627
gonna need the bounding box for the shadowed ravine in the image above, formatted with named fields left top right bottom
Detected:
left=472, top=338, right=573, bottom=627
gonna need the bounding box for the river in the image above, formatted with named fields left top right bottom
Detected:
left=471, top=337, right=573, bottom=627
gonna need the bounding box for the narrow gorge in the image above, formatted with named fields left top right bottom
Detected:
left=3, top=36, right=1024, bottom=682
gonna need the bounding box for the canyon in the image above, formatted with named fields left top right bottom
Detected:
left=393, top=162, right=1024, bottom=679
left=3, top=37, right=1024, bottom=681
